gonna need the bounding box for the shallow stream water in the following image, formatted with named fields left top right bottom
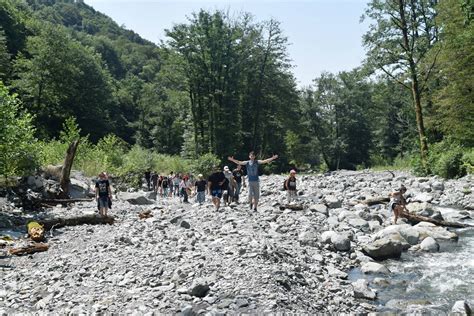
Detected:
left=350, top=207, right=474, bottom=313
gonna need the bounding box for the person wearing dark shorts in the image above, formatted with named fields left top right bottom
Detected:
left=208, top=166, right=226, bottom=211
left=95, top=172, right=112, bottom=217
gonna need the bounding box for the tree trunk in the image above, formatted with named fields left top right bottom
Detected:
left=401, top=210, right=472, bottom=228
left=59, top=139, right=80, bottom=198
left=41, top=214, right=115, bottom=230
left=9, top=243, right=49, bottom=256
left=411, top=78, right=429, bottom=166
left=398, top=0, right=428, bottom=167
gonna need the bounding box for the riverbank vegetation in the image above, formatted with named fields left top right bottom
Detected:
left=1, top=0, right=473, bottom=179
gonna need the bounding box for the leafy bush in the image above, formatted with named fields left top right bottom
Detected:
left=190, top=153, right=220, bottom=177
left=428, top=140, right=467, bottom=179
left=0, top=83, right=39, bottom=178
left=462, top=148, right=474, bottom=175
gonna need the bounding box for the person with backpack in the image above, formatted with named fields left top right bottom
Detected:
left=222, top=166, right=236, bottom=206
left=162, top=175, right=170, bottom=198
left=195, top=174, right=207, bottom=205
left=180, top=175, right=191, bottom=203
left=208, top=166, right=226, bottom=211
left=144, top=170, right=151, bottom=191
left=151, top=171, right=158, bottom=193
left=232, top=164, right=245, bottom=202
left=228, top=151, right=278, bottom=211
left=284, top=170, right=298, bottom=203
left=173, top=174, right=181, bottom=197
left=95, top=172, right=112, bottom=217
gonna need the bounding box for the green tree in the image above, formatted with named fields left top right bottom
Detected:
left=0, top=82, right=37, bottom=178
left=302, top=71, right=373, bottom=170
left=432, top=0, right=474, bottom=146
left=362, top=0, right=439, bottom=168
left=167, top=10, right=299, bottom=162
left=13, top=23, right=114, bottom=140
left=0, top=28, right=11, bottom=80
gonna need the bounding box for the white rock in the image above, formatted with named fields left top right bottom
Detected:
left=420, top=236, right=439, bottom=252
left=361, top=262, right=390, bottom=274
left=352, top=279, right=377, bottom=300
left=451, top=300, right=472, bottom=315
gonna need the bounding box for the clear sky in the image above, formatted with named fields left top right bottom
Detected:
left=84, top=0, right=370, bottom=87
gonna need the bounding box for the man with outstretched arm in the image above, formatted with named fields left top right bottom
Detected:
left=228, top=151, right=278, bottom=211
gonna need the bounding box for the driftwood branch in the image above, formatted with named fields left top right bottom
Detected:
left=39, top=198, right=93, bottom=206
left=360, top=197, right=390, bottom=206
left=401, top=211, right=473, bottom=228
left=9, top=243, right=49, bottom=256
left=41, top=215, right=115, bottom=230
left=59, top=139, right=80, bottom=198
left=280, top=204, right=304, bottom=211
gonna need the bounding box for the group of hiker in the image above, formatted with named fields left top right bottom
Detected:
left=95, top=150, right=408, bottom=224
left=145, top=171, right=194, bottom=202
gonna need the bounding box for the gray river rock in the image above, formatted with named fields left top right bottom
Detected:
left=0, top=170, right=472, bottom=314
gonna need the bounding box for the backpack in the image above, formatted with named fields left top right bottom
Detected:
left=283, top=179, right=287, bottom=191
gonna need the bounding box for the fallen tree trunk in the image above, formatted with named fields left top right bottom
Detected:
left=280, top=204, right=305, bottom=211
left=39, top=198, right=93, bottom=206
left=41, top=214, right=115, bottom=230
left=9, top=243, right=49, bottom=256
left=401, top=211, right=473, bottom=228
left=360, top=197, right=390, bottom=206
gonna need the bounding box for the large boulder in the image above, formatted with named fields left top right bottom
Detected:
left=69, top=178, right=92, bottom=198
left=451, top=300, right=472, bottom=315
left=361, top=262, right=390, bottom=274
left=331, top=234, right=351, bottom=252
left=399, top=226, right=420, bottom=245
left=324, top=196, right=342, bottom=209
left=352, top=279, right=377, bottom=300
left=42, top=165, right=62, bottom=180
left=413, top=192, right=434, bottom=203
left=363, top=238, right=403, bottom=260
left=431, top=180, right=445, bottom=192
left=406, top=202, right=435, bottom=215
left=346, top=218, right=369, bottom=232
left=321, top=231, right=336, bottom=244
left=26, top=175, right=44, bottom=190
left=298, top=230, right=318, bottom=246
left=119, top=192, right=155, bottom=205
left=309, top=204, right=328, bottom=216
left=419, top=236, right=439, bottom=252
left=414, top=222, right=458, bottom=241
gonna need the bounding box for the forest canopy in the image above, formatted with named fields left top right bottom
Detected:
left=0, top=0, right=473, bottom=179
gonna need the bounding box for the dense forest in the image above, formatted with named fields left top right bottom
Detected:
left=0, top=0, right=473, bottom=179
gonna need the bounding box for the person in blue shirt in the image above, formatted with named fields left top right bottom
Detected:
left=228, top=151, right=278, bottom=211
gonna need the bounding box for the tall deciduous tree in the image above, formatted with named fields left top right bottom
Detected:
left=166, top=10, right=298, bottom=160
left=302, top=70, right=373, bottom=170
left=0, top=28, right=11, bottom=80
left=13, top=23, right=114, bottom=140
left=362, top=0, right=439, bottom=167
left=432, top=0, right=474, bottom=146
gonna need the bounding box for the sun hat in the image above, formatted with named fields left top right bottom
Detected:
left=290, top=170, right=296, bottom=174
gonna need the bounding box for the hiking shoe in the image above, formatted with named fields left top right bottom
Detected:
left=253, top=207, right=257, bottom=212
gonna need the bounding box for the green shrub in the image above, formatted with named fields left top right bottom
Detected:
left=428, top=140, right=467, bottom=179
left=191, top=153, right=220, bottom=177
left=0, top=83, right=39, bottom=178
left=462, top=148, right=474, bottom=175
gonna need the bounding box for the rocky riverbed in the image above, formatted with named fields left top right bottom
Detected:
left=1, top=170, right=473, bottom=314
